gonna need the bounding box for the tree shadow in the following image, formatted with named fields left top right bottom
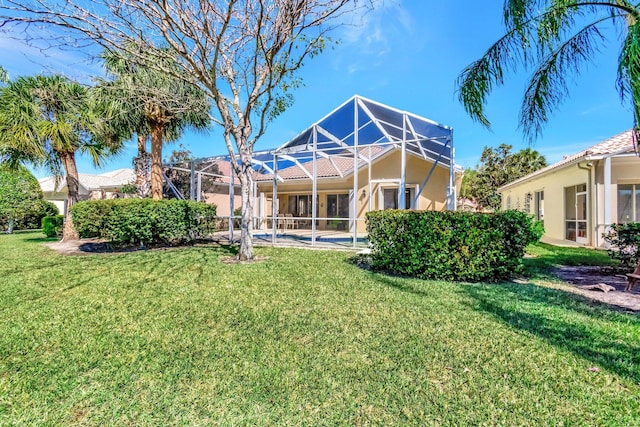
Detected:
left=213, top=243, right=239, bottom=256
left=41, top=238, right=241, bottom=257
left=523, top=242, right=619, bottom=277
left=347, top=249, right=640, bottom=382
left=22, top=237, right=59, bottom=243
left=462, top=283, right=640, bottom=383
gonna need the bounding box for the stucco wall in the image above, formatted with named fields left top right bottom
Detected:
left=256, top=150, right=452, bottom=232
left=500, top=154, right=640, bottom=247
left=500, top=163, right=591, bottom=244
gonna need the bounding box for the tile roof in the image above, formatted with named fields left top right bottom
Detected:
left=167, top=159, right=252, bottom=185
left=500, top=130, right=637, bottom=190
left=39, top=168, right=135, bottom=193
left=255, top=145, right=388, bottom=182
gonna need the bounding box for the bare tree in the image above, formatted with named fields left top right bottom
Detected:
left=0, top=0, right=368, bottom=260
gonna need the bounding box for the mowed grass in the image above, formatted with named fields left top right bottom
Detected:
left=1, top=233, right=639, bottom=425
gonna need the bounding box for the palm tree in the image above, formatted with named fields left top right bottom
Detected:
left=0, top=75, right=118, bottom=241
left=510, top=148, right=547, bottom=176
left=457, top=1, right=640, bottom=141
left=0, top=66, right=8, bottom=84
left=98, top=47, right=211, bottom=200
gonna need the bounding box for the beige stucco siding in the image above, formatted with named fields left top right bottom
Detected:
left=501, top=154, right=640, bottom=247
left=500, top=163, right=591, bottom=243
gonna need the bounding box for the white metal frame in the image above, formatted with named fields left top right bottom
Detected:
left=164, top=95, right=455, bottom=247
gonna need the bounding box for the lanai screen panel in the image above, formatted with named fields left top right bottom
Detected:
left=171, top=96, right=454, bottom=180
left=275, top=96, right=453, bottom=166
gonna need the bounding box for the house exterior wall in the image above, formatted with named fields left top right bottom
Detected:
left=500, top=163, right=591, bottom=244
left=203, top=184, right=242, bottom=217
left=256, top=150, right=452, bottom=233
left=500, top=154, right=640, bottom=247
left=43, top=189, right=90, bottom=216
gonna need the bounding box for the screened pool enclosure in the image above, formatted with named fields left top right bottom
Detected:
left=164, top=95, right=457, bottom=247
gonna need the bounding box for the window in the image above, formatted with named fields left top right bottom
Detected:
left=534, top=191, right=544, bottom=224
left=618, top=184, right=640, bottom=223
left=327, top=194, right=349, bottom=218
left=382, top=187, right=414, bottom=210
left=565, top=184, right=587, bottom=243
left=524, top=193, right=532, bottom=213
left=287, top=195, right=317, bottom=217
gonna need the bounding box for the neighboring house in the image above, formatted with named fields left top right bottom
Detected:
left=199, top=160, right=242, bottom=218
left=457, top=197, right=481, bottom=212
left=499, top=130, right=640, bottom=247
left=39, top=168, right=135, bottom=215
left=164, top=159, right=242, bottom=217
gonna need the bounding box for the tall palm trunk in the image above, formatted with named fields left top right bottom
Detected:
left=59, top=151, right=80, bottom=241
left=137, top=133, right=146, bottom=155
left=150, top=123, right=165, bottom=200
left=134, top=134, right=151, bottom=197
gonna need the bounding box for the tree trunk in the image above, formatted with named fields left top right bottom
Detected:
left=237, top=150, right=254, bottom=261
left=134, top=134, right=151, bottom=198
left=6, top=218, right=13, bottom=234
left=59, top=151, right=80, bottom=241
left=137, top=133, right=147, bottom=156
left=150, top=123, right=165, bottom=200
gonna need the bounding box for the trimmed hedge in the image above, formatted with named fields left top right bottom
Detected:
left=70, top=199, right=217, bottom=246
left=42, top=215, right=64, bottom=238
left=366, top=210, right=543, bottom=282
left=603, top=223, right=640, bottom=267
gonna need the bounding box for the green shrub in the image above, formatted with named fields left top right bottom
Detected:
left=366, top=210, right=543, bottom=282
left=0, top=164, right=55, bottom=232
left=41, top=215, right=64, bottom=238
left=602, top=223, right=640, bottom=267
left=70, top=199, right=217, bottom=246
left=10, top=200, right=59, bottom=231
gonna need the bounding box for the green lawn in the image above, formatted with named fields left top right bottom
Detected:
left=1, top=233, right=639, bottom=425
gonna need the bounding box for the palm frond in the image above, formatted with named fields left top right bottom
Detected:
left=618, top=20, right=640, bottom=130
left=460, top=0, right=632, bottom=136
left=457, top=28, right=528, bottom=128
left=0, top=66, right=8, bottom=83
left=521, top=17, right=609, bottom=139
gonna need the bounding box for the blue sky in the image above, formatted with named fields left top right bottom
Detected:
left=1, top=1, right=632, bottom=178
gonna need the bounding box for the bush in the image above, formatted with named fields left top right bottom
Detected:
left=42, top=215, right=64, bottom=238
left=366, top=210, right=543, bottom=282
left=5, top=200, right=59, bottom=231
left=603, top=223, right=640, bottom=268
left=70, top=199, right=217, bottom=246
left=0, top=164, right=58, bottom=232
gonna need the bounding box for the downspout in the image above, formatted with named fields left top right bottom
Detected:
left=577, top=160, right=594, bottom=246
left=593, top=161, right=600, bottom=247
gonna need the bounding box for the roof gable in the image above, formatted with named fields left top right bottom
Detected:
left=39, top=169, right=135, bottom=193
left=275, top=95, right=453, bottom=168
left=500, top=130, right=637, bottom=190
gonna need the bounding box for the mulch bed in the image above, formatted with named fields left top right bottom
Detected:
left=551, top=265, right=640, bottom=312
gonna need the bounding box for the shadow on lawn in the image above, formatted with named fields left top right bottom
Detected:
left=23, top=236, right=59, bottom=243
left=462, top=282, right=640, bottom=383
left=523, top=243, right=619, bottom=277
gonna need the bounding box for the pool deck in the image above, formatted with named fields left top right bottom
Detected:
left=210, top=229, right=369, bottom=249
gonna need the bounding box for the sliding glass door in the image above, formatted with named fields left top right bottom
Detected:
left=326, top=193, right=349, bottom=230
left=565, top=184, right=587, bottom=243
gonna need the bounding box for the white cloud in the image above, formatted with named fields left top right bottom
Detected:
left=329, top=1, right=414, bottom=77
left=338, top=0, right=412, bottom=53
